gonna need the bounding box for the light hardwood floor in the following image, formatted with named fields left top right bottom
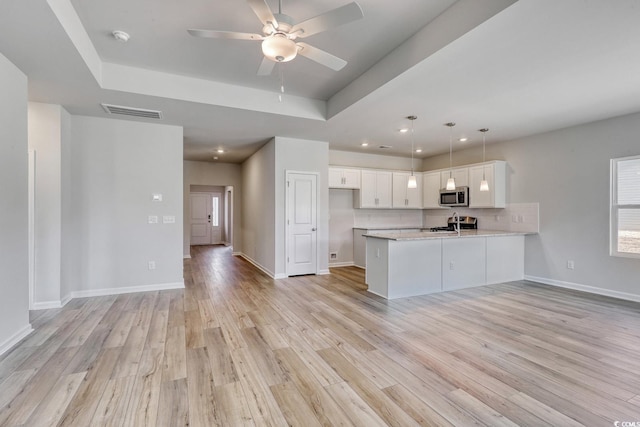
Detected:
left=1, top=245, right=639, bottom=426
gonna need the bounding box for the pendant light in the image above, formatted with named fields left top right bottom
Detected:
left=479, top=128, right=490, bottom=192
left=445, top=122, right=456, bottom=190
left=407, top=115, right=418, bottom=189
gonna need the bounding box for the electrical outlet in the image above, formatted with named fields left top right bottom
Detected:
left=517, top=214, right=524, bottom=223
left=449, top=261, right=454, bottom=270
left=148, top=261, right=156, bottom=270
left=376, top=248, right=380, bottom=258
left=330, top=252, right=338, bottom=260
left=148, top=215, right=158, bottom=224
left=567, top=260, right=574, bottom=270
left=511, top=215, right=518, bottom=223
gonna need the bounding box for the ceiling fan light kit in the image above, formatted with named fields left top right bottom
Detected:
left=262, top=33, right=297, bottom=62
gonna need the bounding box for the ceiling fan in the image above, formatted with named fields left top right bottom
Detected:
left=188, top=0, right=364, bottom=76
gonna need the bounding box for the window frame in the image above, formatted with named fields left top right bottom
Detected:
left=610, top=154, right=640, bottom=259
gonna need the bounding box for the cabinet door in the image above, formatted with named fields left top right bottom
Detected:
left=422, top=171, right=442, bottom=208
left=342, top=169, right=361, bottom=189
left=328, top=168, right=344, bottom=188
left=392, top=172, right=409, bottom=208
left=469, top=165, right=494, bottom=208
left=376, top=171, right=393, bottom=208
left=441, top=167, right=469, bottom=188
left=406, top=173, right=422, bottom=208
left=442, top=237, right=486, bottom=291
left=359, top=170, right=378, bottom=208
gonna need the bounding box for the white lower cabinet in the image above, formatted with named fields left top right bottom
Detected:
left=364, top=234, right=525, bottom=299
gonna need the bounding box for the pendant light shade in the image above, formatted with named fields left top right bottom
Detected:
left=479, top=128, right=490, bottom=192
left=407, top=115, right=418, bottom=189
left=445, top=122, right=456, bottom=190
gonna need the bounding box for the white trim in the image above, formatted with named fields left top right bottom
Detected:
left=28, top=150, right=35, bottom=310
left=353, top=265, right=365, bottom=270
left=32, top=300, right=63, bottom=310
left=317, top=269, right=330, bottom=275
left=183, top=254, right=191, bottom=259
left=0, top=324, right=33, bottom=357
left=61, top=293, right=73, bottom=307
left=328, top=262, right=355, bottom=268
left=274, top=273, right=287, bottom=279
left=238, top=253, right=277, bottom=279
left=524, top=275, right=640, bottom=303
left=69, top=280, right=185, bottom=299
left=232, top=251, right=242, bottom=256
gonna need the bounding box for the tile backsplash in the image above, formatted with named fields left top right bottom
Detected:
left=354, top=209, right=423, bottom=228
left=422, top=202, right=539, bottom=233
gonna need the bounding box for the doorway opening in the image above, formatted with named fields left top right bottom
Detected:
left=189, top=185, right=233, bottom=248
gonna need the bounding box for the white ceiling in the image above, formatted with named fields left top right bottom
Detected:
left=2, top=0, right=640, bottom=163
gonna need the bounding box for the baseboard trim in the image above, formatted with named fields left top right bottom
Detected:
left=232, top=252, right=242, bottom=256
left=0, top=324, right=33, bottom=357
left=61, top=293, right=73, bottom=307
left=69, top=281, right=185, bottom=299
left=237, top=253, right=278, bottom=279
left=32, top=300, right=62, bottom=310
left=328, top=262, right=354, bottom=268
left=183, top=254, right=191, bottom=259
left=524, top=275, right=640, bottom=303
left=274, top=273, right=287, bottom=279
left=318, top=269, right=330, bottom=275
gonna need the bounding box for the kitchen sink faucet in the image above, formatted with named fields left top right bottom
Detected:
left=451, top=211, right=461, bottom=237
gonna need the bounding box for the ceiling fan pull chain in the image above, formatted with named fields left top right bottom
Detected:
left=279, top=63, right=285, bottom=102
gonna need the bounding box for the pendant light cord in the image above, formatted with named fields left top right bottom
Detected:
left=446, top=122, right=456, bottom=178
left=479, top=128, right=489, bottom=179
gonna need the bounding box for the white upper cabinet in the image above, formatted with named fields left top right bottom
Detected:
left=469, top=161, right=506, bottom=208
left=329, top=167, right=361, bottom=189
left=392, top=172, right=422, bottom=208
left=440, top=167, right=469, bottom=189
left=357, top=170, right=392, bottom=208
left=422, top=171, right=447, bottom=209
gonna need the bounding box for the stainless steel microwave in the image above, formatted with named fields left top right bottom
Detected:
left=439, top=187, right=469, bottom=207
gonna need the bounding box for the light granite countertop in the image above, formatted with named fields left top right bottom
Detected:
left=353, top=226, right=424, bottom=230
left=364, top=229, right=530, bottom=241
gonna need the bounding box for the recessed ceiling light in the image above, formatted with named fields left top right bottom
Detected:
left=459, top=137, right=468, bottom=142
left=217, top=149, right=224, bottom=153
left=112, top=30, right=130, bottom=42
left=399, top=128, right=409, bottom=133
left=213, top=156, right=219, bottom=160
left=415, top=149, right=422, bottom=153
left=361, top=142, right=369, bottom=147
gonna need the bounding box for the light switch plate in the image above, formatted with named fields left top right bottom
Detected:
left=163, top=215, right=175, bottom=224
left=152, top=193, right=163, bottom=202
left=148, top=215, right=158, bottom=224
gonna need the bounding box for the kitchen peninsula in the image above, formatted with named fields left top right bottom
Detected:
left=365, top=230, right=526, bottom=299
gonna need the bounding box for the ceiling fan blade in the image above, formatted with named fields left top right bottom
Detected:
left=296, top=42, right=347, bottom=71
left=188, top=29, right=263, bottom=40
left=291, top=2, right=363, bottom=39
left=246, top=0, right=279, bottom=29
left=257, top=57, right=276, bottom=76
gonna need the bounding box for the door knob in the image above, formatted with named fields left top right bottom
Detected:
left=312, top=228, right=317, bottom=231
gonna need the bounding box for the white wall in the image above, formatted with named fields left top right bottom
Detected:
left=183, top=161, right=243, bottom=256
left=242, top=139, right=276, bottom=275
left=27, top=103, right=68, bottom=307
left=274, top=137, right=330, bottom=276
left=422, top=112, right=640, bottom=300
left=0, top=52, right=31, bottom=354
left=69, top=116, right=184, bottom=296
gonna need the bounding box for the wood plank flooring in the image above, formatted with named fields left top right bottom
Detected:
left=1, top=244, right=639, bottom=426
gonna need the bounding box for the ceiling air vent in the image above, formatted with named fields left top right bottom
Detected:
left=101, top=103, right=163, bottom=119
left=378, top=145, right=392, bottom=149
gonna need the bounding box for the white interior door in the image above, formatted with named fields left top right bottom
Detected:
left=286, top=172, right=318, bottom=276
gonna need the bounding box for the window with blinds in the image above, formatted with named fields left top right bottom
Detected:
left=611, top=155, right=640, bottom=258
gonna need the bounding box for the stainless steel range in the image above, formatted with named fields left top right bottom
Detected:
left=429, top=216, right=477, bottom=232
